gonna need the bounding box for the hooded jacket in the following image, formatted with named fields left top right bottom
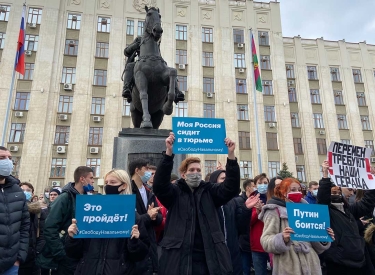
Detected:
left=0, top=175, right=30, bottom=273
left=153, top=153, right=240, bottom=275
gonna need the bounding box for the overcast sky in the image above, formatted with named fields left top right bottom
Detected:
left=276, top=0, right=375, bottom=44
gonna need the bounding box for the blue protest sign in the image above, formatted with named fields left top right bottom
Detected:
left=172, top=117, right=228, bottom=154
left=75, top=195, right=136, bottom=238
left=286, top=203, right=333, bottom=242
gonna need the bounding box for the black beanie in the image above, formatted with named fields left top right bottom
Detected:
left=50, top=188, right=61, bottom=195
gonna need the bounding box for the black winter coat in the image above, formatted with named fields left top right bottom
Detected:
left=234, top=192, right=252, bottom=252
left=131, top=181, right=162, bottom=273
left=65, top=216, right=150, bottom=275
left=153, top=154, right=240, bottom=275
left=0, top=176, right=30, bottom=273
left=318, top=177, right=375, bottom=272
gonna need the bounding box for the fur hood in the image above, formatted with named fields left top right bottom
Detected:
left=364, top=223, right=375, bottom=244
left=27, top=201, right=42, bottom=215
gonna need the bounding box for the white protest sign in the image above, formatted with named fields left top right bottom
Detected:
left=328, top=141, right=375, bottom=189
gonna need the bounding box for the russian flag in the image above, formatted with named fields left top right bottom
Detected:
left=15, top=5, right=26, bottom=75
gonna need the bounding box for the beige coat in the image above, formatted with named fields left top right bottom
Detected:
left=259, top=202, right=330, bottom=275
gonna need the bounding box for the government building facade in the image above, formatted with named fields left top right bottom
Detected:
left=0, top=0, right=374, bottom=193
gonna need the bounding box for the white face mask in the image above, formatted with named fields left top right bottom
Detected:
left=44, top=192, right=50, bottom=199
left=185, top=173, right=202, bottom=189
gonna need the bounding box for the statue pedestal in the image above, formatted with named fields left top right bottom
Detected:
left=113, top=128, right=185, bottom=175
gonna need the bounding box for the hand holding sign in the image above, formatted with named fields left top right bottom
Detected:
left=282, top=226, right=295, bottom=244
left=131, top=225, right=139, bottom=239
left=68, top=219, right=78, bottom=237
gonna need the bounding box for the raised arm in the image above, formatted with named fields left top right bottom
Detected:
left=317, top=160, right=332, bottom=205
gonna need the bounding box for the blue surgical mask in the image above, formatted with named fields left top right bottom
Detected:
left=24, top=191, right=32, bottom=201
left=312, top=190, right=318, bottom=197
left=139, top=171, right=152, bottom=184
left=0, top=158, right=13, bottom=177
left=257, top=184, right=268, bottom=194
left=83, top=183, right=94, bottom=193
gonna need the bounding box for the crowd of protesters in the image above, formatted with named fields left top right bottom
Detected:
left=1, top=135, right=375, bottom=275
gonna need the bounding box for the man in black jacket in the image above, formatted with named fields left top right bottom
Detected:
left=0, top=146, right=30, bottom=275
left=153, top=132, right=240, bottom=275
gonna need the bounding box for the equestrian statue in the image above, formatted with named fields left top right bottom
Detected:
left=122, top=6, right=185, bottom=129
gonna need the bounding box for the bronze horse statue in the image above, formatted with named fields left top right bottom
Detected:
left=125, top=6, right=184, bottom=129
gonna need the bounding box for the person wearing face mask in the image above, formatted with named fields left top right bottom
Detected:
left=64, top=169, right=150, bottom=275
left=260, top=178, right=334, bottom=275
left=0, top=146, right=30, bottom=275
left=304, top=181, right=319, bottom=204
left=38, top=166, right=94, bottom=275
left=128, top=159, right=162, bottom=275
left=153, top=132, right=242, bottom=275
left=317, top=160, right=375, bottom=275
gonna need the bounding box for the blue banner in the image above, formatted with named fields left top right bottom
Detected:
left=286, top=203, right=333, bottom=242
left=75, top=195, right=136, bottom=238
left=172, top=117, right=228, bottom=154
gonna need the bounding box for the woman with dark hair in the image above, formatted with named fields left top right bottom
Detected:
left=267, top=177, right=282, bottom=201
left=260, top=178, right=334, bottom=275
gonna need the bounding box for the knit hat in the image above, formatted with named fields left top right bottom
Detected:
left=50, top=188, right=61, bottom=195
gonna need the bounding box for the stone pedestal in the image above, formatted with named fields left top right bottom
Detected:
left=113, top=128, right=185, bottom=175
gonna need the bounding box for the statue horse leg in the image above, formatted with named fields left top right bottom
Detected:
left=162, top=68, right=177, bottom=115
left=134, top=70, right=153, bottom=128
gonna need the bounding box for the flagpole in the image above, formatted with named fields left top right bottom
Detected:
left=1, top=70, right=17, bottom=146
left=250, top=29, right=262, bottom=174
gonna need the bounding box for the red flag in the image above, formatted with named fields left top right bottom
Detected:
left=15, top=5, right=26, bottom=75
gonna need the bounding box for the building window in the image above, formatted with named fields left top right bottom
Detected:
left=96, top=42, right=109, bottom=58
left=176, top=25, right=187, bottom=40
left=260, top=55, right=271, bottom=70
left=0, top=5, right=10, bottom=22
left=258, top=31, right=269, bottom=46
left=286, top=64, right=295, bottom=78
left=27, top=8, right=42, bottom=24
left=54, top=126, right=70, bottom=145
left=333, top=91, right=344, bottom=105
left=67, top=13, right=81, bottom=30
left=177, top=76, right=187, bottom=91
left=19, top=63, right=34, bottom=80
left=310, top=89, right=321, bottom=104
left=93, top=70, right=107, bottom=86
left=25, top=34, right=39, bottom=51
left=294, top=138, right=303, bottom=155
left=288, top=88, right=297, bottom=102
left=203, top=104, right=215, bottom=118
left=202, top=52, right=214, bottom=67
left=337, top=115, right=348, bottom=129
left=236, top=79, right=247, bottom=94
left=87, top=158, right=101, bottom=177
left=58, top=95, right=73, bottom=113
left=238, top=131, right=250, bottom=149
left=64, top=39, right=79, bottom=55
left=365, top=140, right=374, bottom=156
left=330, top=67, right=340, bottom=81
left=233, top=29, right=244, bottom=44
left=266, top=132, right=278, bottom=150
left=205, top=160, right=216, bottom=174
left=234, top=53, right=245, bottom=68
left=203, top=77, right=214, bottom=93
left=296, top=165, right=306, bottom=182
left=9, top=123, right=26, bottom=143
left=268, top=161, right=280, bottom=178
left=202, top=27, right=213, bottom=43
left=50, top=158, right=66, bottom=178
left=122, top=99, right=130, bottom=116
left=237, top=105, right=249, bottom=120
left=317, top=138, right=327, bottom=155
left=353, top=69, right=362, bottom=83
left=262, top=80, right=273, bottom=95
left=126, top=19, right=134, bottom=35
left=240, top=161, right=252, bottom=179
left=357, top=92, right=366, bottom=106
left=176, top=49, right=187, bottom=64
left=361, top=116, right=371, bottom=130
left=264, top=106, right=276, bottom=122
left=91, top=97, right=105, bottom=115
left=97, top=17, right=110, bottom=32
left=61, top=67, right=76, bottom=84
left=307, top=66, right=318, bottom=80
left=291, top=113, right=300, bottom=127
left=341, top=139, right=351, bottom=145
left=137, top=20, right=144, bottom=36
left=313, top=113, right=324, bottom=129
left=14, top=92, right=30, bottom=111
left=88, top=127, right=103, bottom=145
left=0, top=33, right=5, bottom=49
left=175, top=102, right=188, bottom=117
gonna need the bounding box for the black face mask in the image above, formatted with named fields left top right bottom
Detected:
left=331, top=194, right=343, bottom=203
left=105, top=185, right=122, bottom=195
